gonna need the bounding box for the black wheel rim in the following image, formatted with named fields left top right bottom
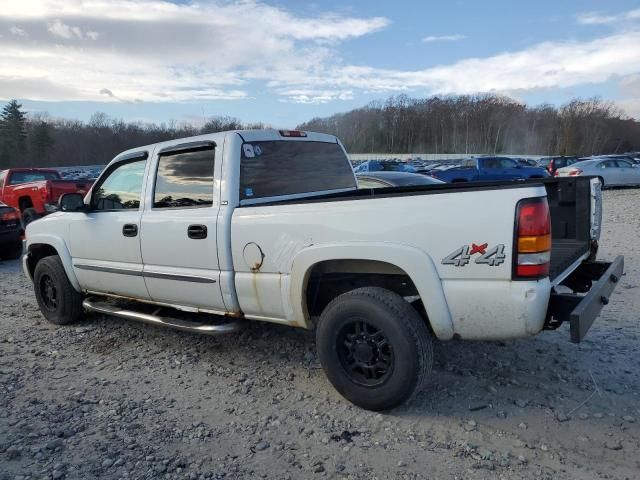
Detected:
left=39, top=274, right=58, bottom=311
left=337, top=319, right=394, bottom=386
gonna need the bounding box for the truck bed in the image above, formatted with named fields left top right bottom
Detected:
left=247, top=176, right=597, bottom=282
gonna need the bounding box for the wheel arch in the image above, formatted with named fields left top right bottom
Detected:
left=18, top=196, right=34, bottom=211
left=25, top=235, right=81, bottom=292
left=289, top=243, right=454, bottom=340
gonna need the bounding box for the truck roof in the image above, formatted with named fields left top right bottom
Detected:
left=112, top=129, right=339, bottom=164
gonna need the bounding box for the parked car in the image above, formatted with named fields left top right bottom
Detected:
left=24, top=129, right=622, bottom=411
left=357, top=171, right=444, bottom=188
left=517, top=158, right=539, bottom=167
left=537, top=156, right=580, bottom=176
left=428, top=157, right=549, bottom=183
left=0, top=201, right=22, bottom=260
left=353, top=160, right=417, bottom=173
left=556, top=158, right=640, bottom=187
left=0, top=168, right=94, bottom=226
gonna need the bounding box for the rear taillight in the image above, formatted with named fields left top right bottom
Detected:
left=514, top=198, right=551, bottom=279
left=568, top=169, right=582, bottom=176
left=547, top=160, right=554, bottom=173
left=40, top=183, right=53, bottom=203
left=1, top=210, right=19, bottom=222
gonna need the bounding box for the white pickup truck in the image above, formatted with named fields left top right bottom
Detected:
left=23, top=129, right=623, bottom=410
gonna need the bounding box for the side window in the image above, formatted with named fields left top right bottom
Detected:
left=616, top=160, right=632, bottom=168
left=91, top=160, right=146, bottom=211
left=0, top=171, right=5, bottom=188
left=483, top=158, right=500, bottom=169
left=461, top=159, right=476, bottom=168
left=153, top=148, right=214, bottom=208
left=601, top=160, right=616, bottom=169
left=500, top=158, right=518, bottom=168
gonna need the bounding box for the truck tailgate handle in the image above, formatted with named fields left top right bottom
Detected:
left=122, top=224, right=138, bottom=237
left=188, top=224, right=207, bottom=239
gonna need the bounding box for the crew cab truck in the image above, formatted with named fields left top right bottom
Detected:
left=23, top=130, right=623, bottom=411
left=0, top=168, right=94, bottom=226
left=430, top=156, right=549, bottom=183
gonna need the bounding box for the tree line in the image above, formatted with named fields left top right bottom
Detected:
left=0, top=100, right=265, bottom=168
left=1, top=94, right=639, bottom=169
left=297, top=94, right=640, bottom=156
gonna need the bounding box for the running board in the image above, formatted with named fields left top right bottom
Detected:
left=82, top=297, right=244, bottom=336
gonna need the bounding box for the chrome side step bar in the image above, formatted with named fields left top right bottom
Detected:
left=82, top=297, right=244, bottom=336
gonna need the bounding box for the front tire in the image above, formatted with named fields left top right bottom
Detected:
left=33, top=255, right=84, bottom=325
left=316, top=287, right=433, bottom=411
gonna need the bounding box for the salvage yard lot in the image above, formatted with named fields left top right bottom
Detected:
left=1, top=189, right=639, bottom=480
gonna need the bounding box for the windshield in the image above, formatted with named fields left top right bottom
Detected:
left=8, top=171, right=60, bottom=185
left=240, top=140, right=356, bottom=200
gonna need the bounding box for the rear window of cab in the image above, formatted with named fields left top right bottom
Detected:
left=239, top=141, right=356, bottom=200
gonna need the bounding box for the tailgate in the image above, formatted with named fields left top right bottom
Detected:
left=548, top=256, right=624, bottom=342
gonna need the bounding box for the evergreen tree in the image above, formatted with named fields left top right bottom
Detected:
left=0, top=100, right=27, bottom=166
left=31, top=121, right=55, bottom=162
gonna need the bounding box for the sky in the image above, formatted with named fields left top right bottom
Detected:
left=1, top=0, right=640, bottom=128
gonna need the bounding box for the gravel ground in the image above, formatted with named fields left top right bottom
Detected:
left=1, top=189, right=639, bottom=480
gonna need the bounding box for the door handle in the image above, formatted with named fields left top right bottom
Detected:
left=188, top=224, right=207, bottom=239
left=122, top=224, right=138, bottom=237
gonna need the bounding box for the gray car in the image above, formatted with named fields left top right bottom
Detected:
left=556, top=158, right=640, bottom=187
left=356, top=171, right=444, bottom=188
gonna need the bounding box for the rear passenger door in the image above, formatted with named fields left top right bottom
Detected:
left=140, top=142, right=226, bottom=312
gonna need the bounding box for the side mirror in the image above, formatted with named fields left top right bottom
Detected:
left=58, top=193, right=87, bottom=212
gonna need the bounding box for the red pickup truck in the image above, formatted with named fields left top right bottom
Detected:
left=0, top=168, right=94, bottom=226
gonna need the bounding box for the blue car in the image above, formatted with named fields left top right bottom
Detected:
left=428, top=157, right=549, bottom=183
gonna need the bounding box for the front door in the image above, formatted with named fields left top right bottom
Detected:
left=615, top=160, right=635, bottom=185
left=479, top=158, right=520, bottom=180
left=140, top=145, right=225, bottom=312
left=69, top=156, right=150, bottom=299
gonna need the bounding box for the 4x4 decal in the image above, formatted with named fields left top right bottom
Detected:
left=442, top=243, right=506, bottom=267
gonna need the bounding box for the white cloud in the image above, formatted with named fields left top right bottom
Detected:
left=2, top=1, right=640, bottom=107
left=0, top=0, right=388, bottom=102
left=47, top=19, right=85, bottom=39
left=576, top=8, right=640, bottom=25
left=278, top=89, right=354, bottom=104
left=422, top=34, right=466, bottom=43
left=10, top=26, right=26, bottom=36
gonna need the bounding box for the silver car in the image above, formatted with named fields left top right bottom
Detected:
left=556, top=158, right=640, bottom=187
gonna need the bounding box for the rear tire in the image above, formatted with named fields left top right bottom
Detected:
left=316, top=287, right=433, bottom=411
left=33, top=255, right=84, bottom=325
left=22, top=208, right=39, bottom=227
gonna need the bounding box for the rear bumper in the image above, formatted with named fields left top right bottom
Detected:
left=547, top=256, right=624, bottom=343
